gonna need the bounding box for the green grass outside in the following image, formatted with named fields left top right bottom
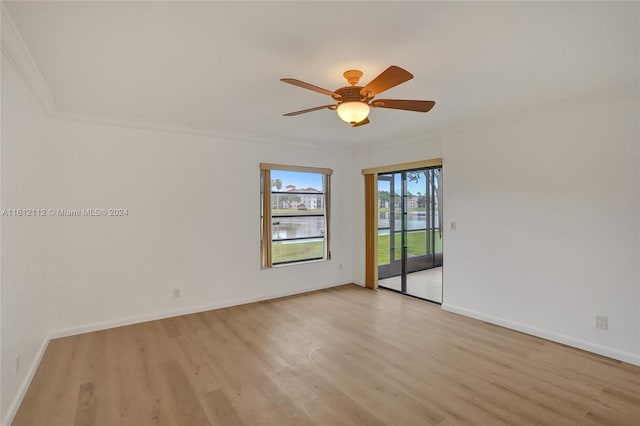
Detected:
left=270, top=208, right=324, bottom=263
left=272, top=240, right=324, bottom=264
left=378, top=230, right=442, bottom=265
left=377, top=207, right=426, bottom=213
left=271, top=209, right=324, bottom=216
left=270, top=229, right=442, bottom=266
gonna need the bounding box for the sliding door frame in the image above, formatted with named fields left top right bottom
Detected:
left=362, top=158, right=442, bottom=289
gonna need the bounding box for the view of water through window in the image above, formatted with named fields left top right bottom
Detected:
left=269, top=169, right=327, bottom=265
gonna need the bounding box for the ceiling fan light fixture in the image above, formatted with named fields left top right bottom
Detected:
left=336, top=101, right=370, bottom=125
left=281, top=66, right=433, bottom=127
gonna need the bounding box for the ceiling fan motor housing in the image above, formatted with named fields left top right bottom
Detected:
left=332, top=86, right=368, bottom=103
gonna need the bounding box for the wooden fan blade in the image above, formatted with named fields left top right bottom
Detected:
left=283, top=105, right=335, bottom=116
left=280, top=78, right=338, bottom=97
left=360, top=66, right=413, bottom=97
left=372, top=99, right=435, bottom=112
left=352, top=117, right=370, bottom=127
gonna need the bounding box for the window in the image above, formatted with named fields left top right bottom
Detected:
left=260, top=163, right=332, bottom=267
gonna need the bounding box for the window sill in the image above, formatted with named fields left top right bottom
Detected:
left=267, top=258, right=328, bottom=269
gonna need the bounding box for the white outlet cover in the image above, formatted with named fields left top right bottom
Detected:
left=595, top=315, right=608, bottom=330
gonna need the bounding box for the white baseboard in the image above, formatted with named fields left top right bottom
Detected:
left=441, top=303, right=640, bottom=367
left=50, top=281, right=352, bottom=339
left=2, top=336, right=50, bottom=426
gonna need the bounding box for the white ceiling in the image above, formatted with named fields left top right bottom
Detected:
left=4, top=1, right=638, bottom=146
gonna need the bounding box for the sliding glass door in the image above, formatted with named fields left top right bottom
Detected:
left=377, top=167, right=442, bottom=303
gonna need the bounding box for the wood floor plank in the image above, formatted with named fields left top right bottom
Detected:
left=269, top=367, right=387, bottom=426
left=12, top=285, right=640, bottom=426
left=155, top=360, right=213, bottom=426
left=73, top=382, right=100, bottom=426
left=168, top=333, right=223, bottom=394
left=13, top=335, right=89, bottom=426
left=225, top=373, right=317, bottom=426
left=201, top=389, right=245, bottom=426
left=105, top=324, right=177, bottom=426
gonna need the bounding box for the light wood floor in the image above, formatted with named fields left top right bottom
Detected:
left=13, top=285, right=640, bottom=426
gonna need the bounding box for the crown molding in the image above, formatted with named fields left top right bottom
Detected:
left=433, top=83, right=638, bottom=140
left=1, top=3, right=57, bottom=114
left=50, top=108, right=352, bottom=150
left=0, top=3, right=351, bottom=151
left=0, top=3, right=418, bottom=152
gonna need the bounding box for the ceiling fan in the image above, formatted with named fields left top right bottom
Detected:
left=281, top=66, right=435, bottom=127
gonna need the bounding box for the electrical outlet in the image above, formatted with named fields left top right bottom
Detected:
left=173, top=288, right=181, bottom=298
left=15, top=355, right=20, bottom=374
left=450, top=221, right=457, bottom=231
left=595, top=315, right=608, bottom=330
left=339, top=263, right=343, bottom=270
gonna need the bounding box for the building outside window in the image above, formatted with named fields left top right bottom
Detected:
left=260, top=163, right=331, bottom=267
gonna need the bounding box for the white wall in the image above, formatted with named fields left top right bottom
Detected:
left=441, top=90, right=640, bottom=363
left=44, top=119, right=354, bottom=335
left=1, top=53, right=53, bottom=422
